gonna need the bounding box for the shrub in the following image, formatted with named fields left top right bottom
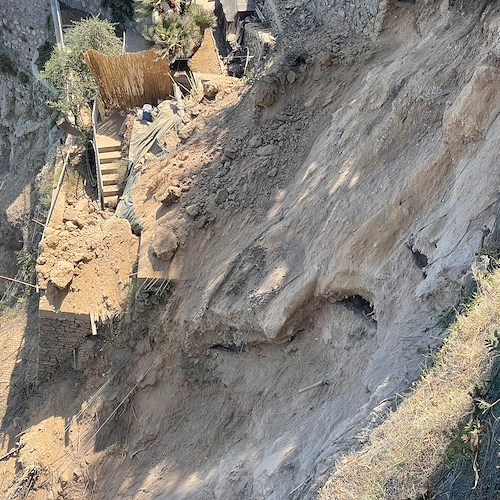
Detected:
left=36, top=41, right=54, bottom=71
left=0, top=51, right=18, bottom=77
left=186, top=4, right=216, bottom=34
left=154, top=13, right=201, bottom=61
left=0, top=51, right=31, bottom=86
left=134, top=0, right=215, bottom=62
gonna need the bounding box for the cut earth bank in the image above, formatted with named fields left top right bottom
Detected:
left=2, top=0, right=500, bottom=499
left=91, top=2, right=500, bottom=498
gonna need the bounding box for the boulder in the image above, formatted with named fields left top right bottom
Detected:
left=150, top=227, right=178, bottom=262
left=203, top=82, right=219, bottom=99
left=49, top=260, right=75, bottom=290
left=214, top=188, right=228, bottom=205
left=318, top=52, right=334, bottom=66
left=286, top=70, right=297, bottom=84
left=161, top=186, right=182, bottom=207
left=256, top=145, right=277, bottom=156
left=186, top=204, right=200, bottom=217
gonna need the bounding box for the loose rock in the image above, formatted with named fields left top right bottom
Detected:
left=248, top=136, right=263, bottom=148
left=186, top=204, right=200, bottom=217
left=214, top=188, right=229, bottom=204
left=49, top=261, right=75, bottom=290
left=256, top=145, right=277, bottom=156
left=151, top=227, right=178, bottom=262
left=318, top=52, right=334, bottom=66
left=194, top=216, right=207, bottom=229
left=203, top=82, right=218, bottom=100
left=286, top=70, right=297, bottom=84
left=161, top=186, right=182, bottom=207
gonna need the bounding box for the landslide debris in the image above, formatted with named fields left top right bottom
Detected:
left=37, top=200, right=138, bottom=319
left=3, top=2, right=500, bottom=500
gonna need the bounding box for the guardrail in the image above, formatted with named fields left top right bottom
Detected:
left=92, top=99, right=104, bottom=209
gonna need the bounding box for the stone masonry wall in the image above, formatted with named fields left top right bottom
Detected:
left=243, top=23, right=275, bottom=73
left=61, top=0, right=111, bottom=20
left=0, top=0, right=50, bottom=71
left=316, top=0, right=383, bottom=35
left=262, top=0, right=387, bottom=36
left=38, top=309, right=92, bottom=380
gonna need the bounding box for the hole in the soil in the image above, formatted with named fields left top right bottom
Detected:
left=210, top=343, right=245, bottom=354
left=338, top=295, right=376, bottom=322
left=411, top=248, right=428, bottom=270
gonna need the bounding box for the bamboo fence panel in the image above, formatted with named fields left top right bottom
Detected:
left=85, top=49, right=173, bottom=110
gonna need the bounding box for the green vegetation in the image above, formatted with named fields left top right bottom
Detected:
left=186, top=3, right=216, bottom=33
left=0, top=51, right=17, bottom=77
left=134, top=0, right=215, bottom=62
left=15, top=245, right=38, bottom=293
left=36, top=41, right=54, bottom=71
left=0, top=51, right=31, bottom=85
left=17, top=71, right=30, bottom=85
left=40, top=17, right=122, bottom=127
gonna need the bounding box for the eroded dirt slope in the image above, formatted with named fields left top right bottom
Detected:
left=87, top=2, right=500, bottom=499
left=2, top=1, right=500, bottom=499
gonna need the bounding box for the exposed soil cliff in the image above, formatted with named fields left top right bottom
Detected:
left=90, top=2, right=500, bottom=498
left=1, top=1, right=500, bottom=499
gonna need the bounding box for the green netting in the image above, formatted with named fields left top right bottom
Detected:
left=115, top=90, right=185, bottom=233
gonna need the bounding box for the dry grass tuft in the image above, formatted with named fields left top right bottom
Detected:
left=320, top=268, right=500, bottom=500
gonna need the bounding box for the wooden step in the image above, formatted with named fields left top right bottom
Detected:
left=102, top=173, right=120, bottom=186
left=99, top=150, right=122, bottom=164
left=100, top=162, right=120, bottom=175
left=98, top=144, right=122, bottom=154
left=103, top=185, right=120, bottom=197
left=103, top=195, right=119, bottom=208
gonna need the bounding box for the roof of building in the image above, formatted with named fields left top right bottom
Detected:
left=219, top=0, right=255, bottom=23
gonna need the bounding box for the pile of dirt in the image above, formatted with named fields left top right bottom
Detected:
left=37, top=197, right=138, bottom=320
left=89, top=2, right=499, bottom=498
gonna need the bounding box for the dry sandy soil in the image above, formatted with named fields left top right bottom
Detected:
left=1, top=1, right=500, bottom=499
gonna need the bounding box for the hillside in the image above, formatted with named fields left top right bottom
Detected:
left=0, top=0, right=499, bottom=499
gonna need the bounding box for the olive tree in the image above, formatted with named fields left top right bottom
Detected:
left=40, top=17, right=122, bottom=126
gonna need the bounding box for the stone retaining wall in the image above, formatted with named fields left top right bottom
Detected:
left=0, top=0, right=50, bottom=71
left=261, top=0, right=387, bottom=37
left=38, top=309, right=92, bottom=380
left=243, top=23, right=275, bottom=73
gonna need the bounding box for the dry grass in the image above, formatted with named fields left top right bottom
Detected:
left=320, top=267, right=500, bottom=500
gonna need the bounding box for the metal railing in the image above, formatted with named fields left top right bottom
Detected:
left=91, top=99, right=104, bottom=209
left=50, top=0, right=65, bottom=47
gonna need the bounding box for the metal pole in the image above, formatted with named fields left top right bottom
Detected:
left=0, top=274, right=38, bottom=289
left=50, top=0, right=65, bottom=48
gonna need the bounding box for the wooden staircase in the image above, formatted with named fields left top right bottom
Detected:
left=98, top=140, right=122, bottom=208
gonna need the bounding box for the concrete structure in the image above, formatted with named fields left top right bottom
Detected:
left=215, top=0, right=256, bottom=37
left=243, top=22, right=275, bottom=72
